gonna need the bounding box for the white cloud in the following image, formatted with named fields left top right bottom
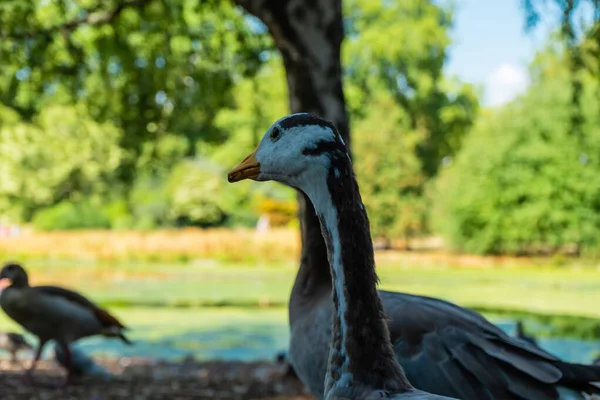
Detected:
left=484, top=63, right=529, bottom=107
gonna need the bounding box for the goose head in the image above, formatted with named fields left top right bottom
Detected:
left=0, top=263, right=29, bottom=289
left=227, top=113, right=349, bottom=192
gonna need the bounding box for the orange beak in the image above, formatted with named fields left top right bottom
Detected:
left=228, top=149, right=261, bottom=183
left=0, top=278, right=11, bottom=290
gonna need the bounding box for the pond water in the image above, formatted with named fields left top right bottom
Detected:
left=6, top=306, right=596, bottom=364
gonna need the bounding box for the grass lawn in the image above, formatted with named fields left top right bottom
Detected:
left=10, top=259, right=600, bottom=318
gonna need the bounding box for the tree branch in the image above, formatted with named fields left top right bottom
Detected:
left=2, top=0, right=154, bottom=40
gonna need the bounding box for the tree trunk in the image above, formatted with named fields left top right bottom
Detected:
left=233, top=0, right=349, bottom=308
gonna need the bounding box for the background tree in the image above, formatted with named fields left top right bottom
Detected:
left=344, top=0, right=478, bottom=178
left=521, top=0, right=600, bottom=145
left=343, top=0, right=478, bottom=244
left=0, top=0, right=478, bottom=248
left=432, top=47, right=600, bottom=256
left=0, top=104, right=123, bottom=222
left=0, top=0, right=269, bottom=183
left=352, top=91, right=426, bottom=248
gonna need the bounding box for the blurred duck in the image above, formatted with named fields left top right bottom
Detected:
left=0, top=262, right=131, bottom=386
left=0, top=332, right=32, bottom=364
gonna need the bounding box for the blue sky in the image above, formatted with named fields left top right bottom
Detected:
left=443, top=0, right=591, bottom=107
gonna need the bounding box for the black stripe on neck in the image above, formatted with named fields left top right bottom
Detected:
left=319, top=154, right=411, bottom=393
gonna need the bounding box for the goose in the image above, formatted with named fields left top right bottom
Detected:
left=0, top=262, right=131, bottom=386
left=229, top=114, right=456, bottom=399
left=228, top=113, right=600, bottom=400
left=0, top=332, right=32, bottom=364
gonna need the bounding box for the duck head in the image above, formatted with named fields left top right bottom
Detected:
left=0, top=263, right=29, bottom=289
left=227, top=113, right=350, bottom=192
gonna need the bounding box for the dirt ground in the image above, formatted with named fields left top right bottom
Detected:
left=0, top=357, right=313, bottom=400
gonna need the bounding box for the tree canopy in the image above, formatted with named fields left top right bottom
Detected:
left=0, top=0, right=480, bottom=240
left=432, top=46, right=600, bottom=256
left=10, top=0, right=599, bottom=258
left=0, top=0, right=270, bottom=181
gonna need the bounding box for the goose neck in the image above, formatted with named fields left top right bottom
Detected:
left=301, top=163, right=412, bottom=395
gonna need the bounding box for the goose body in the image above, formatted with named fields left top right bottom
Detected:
left=229, top=113, right=600, bottom=400
left=0, top=263, right=130, bottom=385
left=289, top=290, right=600, bottom=399
left=229, top=113, right=455, bottom=399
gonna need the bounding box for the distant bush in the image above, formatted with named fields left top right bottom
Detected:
left=166, top=159, right=234, bottom=227
left=256, top=198, right=298, bottom=227
left=32, top=202, right=111, bottom=231
left=432, top=53, right=600, bottom=256
left=128, top=176, right=172, bottom=230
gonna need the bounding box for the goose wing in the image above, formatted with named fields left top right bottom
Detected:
left=381, top=291, right=600, bottom=400
left=33, top=286, right=126, bottom=330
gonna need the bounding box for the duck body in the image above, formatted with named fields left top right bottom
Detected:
left=290, top=290, right=600, bottom=400
left=1, top=286, right=109, bottom=343
left=0, top=263, right=130, bottom=385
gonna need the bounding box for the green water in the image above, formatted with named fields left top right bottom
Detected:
left=1, top=306, right=598, bottom=364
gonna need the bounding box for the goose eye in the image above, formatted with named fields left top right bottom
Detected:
left=270, top=127, right=282, bottom=141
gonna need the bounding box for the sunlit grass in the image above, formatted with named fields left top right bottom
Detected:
left=0, top=228, right=301, bottom=264
left=1, top=228, right=594, bottom=267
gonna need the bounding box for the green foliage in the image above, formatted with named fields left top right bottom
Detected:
left=127, top=175, right=171, bottom=230
left=0, top=105, right=123, bottom=221
left=0, top=0, right=480, bottom=240
left=341, top=0, right=479, bottom=242
left=353, top=90, right=427, bottom=242
left=205, top=54, right=297, bottom=227
left=32, top=201, right=111, bottom=230
left=433, top=50, right=600, bottom=255
left=166, top=159, right=229, bottom=227
left=0, top=0, right=271, bottom=179
left=343, top=0, right=479, bottom=177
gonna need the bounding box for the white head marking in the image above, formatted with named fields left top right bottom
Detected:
left=253, top=114, right=340, bottom=189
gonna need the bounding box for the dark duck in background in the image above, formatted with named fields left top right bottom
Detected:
left=0, top=262, right=131, bottom=386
